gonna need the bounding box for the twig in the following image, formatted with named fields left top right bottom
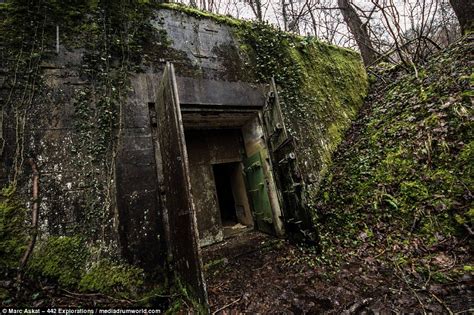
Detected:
left=394, top=265, right=427, bottom=314
left=462, top=223, right=474, bottom=236
left=343, top=298, right=373, bottom=314
left=454, top=309, right=474, bottom=314
left=212, top=296, right=242, bottom=315
left=17, top=158, right=40, bottom=281
left=61, top=289, right=133, bottom=305
left=374, top=248, right=386, bottom=259
left=429, top=291, right=454, bottom=315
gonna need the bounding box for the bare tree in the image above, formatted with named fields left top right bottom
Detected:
left=175, top=0, right=460, bottom=67
left=449, top=0, right=474, bottom=34
left=338, top=0, right=377, bottom=66
left=246, top=0, right=264, bottom=22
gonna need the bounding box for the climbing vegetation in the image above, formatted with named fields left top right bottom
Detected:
left=236, top=23, right=368, bottom=184
left=0, top=0, right=155, bottom=301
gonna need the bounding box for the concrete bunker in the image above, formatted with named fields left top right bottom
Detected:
left=0, top=4, right=367, bottom=309
left=184, top=118, right=283, bottom=247
left=157, top=67, right=286, bottom=248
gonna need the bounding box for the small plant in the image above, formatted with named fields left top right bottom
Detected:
left=28, top=236, right=89, bottom=287
left=79, top=259, right=144, bottom=297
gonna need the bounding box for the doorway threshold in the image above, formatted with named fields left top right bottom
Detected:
left=201, top=230, right=273, bottom=265
left=222, top=222, right=253, bottom=239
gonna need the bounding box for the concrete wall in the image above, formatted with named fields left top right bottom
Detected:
left=116, top=73, right=164, bottom=269
left=151, top=9, right=246, bottom=81
left=185, top=129, right=244, bottom=246
left=229, top=163, right=253, bottom=227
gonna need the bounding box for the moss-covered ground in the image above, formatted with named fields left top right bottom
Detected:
left=314, top=34, right=473, bottom=288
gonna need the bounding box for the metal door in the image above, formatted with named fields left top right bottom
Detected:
left=243, top=151, right=275, bottom=235
left=154, top=62, right=208, bottom=306
left=263, top=78, right=318, bottom=244
left=263, top=77, right=289, bottom=152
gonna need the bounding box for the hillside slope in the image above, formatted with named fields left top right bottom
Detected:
left=315, top=34, right=473, bottom=302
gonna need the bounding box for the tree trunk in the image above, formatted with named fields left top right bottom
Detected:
left=282, top=0, right=288, bottom=31
left=255, top=0, right=263, bottom=22
left=449, top=0, right=474, bottom=34
left=338, top=0, right=377, bottom=67
left=247, top=0, right=263, bottom=22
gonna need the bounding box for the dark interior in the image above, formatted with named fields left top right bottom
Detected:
left=213, top=163, right=238, bottom=225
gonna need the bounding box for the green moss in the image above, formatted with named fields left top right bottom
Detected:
left=157, top=3, right=248, bottom=27
left=399, top=181, right=429, bottom=213
left=376, top=147, right=415, bottom=185
left=79, top=259, right=144, bottom=297
left=27, top=237, right=146, bottom=298
left=171, top=277, right=208, bottom=314
left=458, top=140, right=474, bottom=178
left=0, top=185, right=28, bottom=275
left=28, top=236, right=88, bottom=287
left=232, top=22, right=367, bottom=186
left=315, top=35, right=474, bottom=266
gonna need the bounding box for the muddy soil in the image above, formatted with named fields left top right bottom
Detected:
left=202, top=231, right=473, bottom=314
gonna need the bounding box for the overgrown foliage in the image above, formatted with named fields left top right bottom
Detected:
left=235, top=22, right=368, bottom=208
left=28, top=236, right=145, bottom=297
left=0, top=186, right=27, bottom=276
left=241, top=24, right=368, bottom=182
left=28, top=236, right=89, bottom=287
left=0, top=0, right=157, bottom=304
left=315, top=35, right=473, bottom=280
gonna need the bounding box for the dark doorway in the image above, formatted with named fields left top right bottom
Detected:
left=213, top=163, right=238, bottom=225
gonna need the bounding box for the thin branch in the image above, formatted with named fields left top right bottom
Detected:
left=17, top=158, right=40, bottom=281
left=212, top=296, right=242, bottom=315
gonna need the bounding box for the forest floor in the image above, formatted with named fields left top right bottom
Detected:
left=203, top=231, right=473, bottom=314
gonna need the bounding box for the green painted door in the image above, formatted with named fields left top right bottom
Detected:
left=243, top=151, right=275, bottom=235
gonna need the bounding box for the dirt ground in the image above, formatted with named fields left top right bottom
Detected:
left=202, top=231, right=473, bottom=314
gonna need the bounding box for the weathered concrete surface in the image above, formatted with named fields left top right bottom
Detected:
left=176, top=77, right=265, bottom=107
left=2, top=48, right=121, bottom=253
left=117, top=73, right=164, bottom=270
left=153, top=63, right=207, bottom=305
left=185, top=129, right=243, bottom=246
left=152, top=9, right=247, bottom=81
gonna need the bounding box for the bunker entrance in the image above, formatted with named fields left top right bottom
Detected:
left=184, top=119, right=280, bottom=247
left=153, top=63, right=296, bottom=306
left=174, top=75, right=287, bottom=247
left=213, top=162, right=252, bottom=238
left=214, top=163, right=238, bottom=225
